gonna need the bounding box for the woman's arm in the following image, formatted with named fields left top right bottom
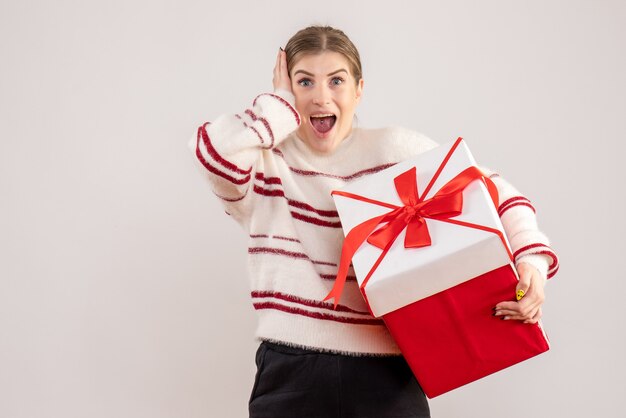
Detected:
left=482, top=169, right=559, bottom=324
left=188, top=50, right=300, bottom=223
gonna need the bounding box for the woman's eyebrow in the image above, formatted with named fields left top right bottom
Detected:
left=327, top=69, right=348, bottom=76
left=293, top=69, right=314, bottom=77
left=293, top=68, right=349, bottom=77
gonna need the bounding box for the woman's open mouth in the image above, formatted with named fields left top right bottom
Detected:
left=309, top=114, right=337, bottom=136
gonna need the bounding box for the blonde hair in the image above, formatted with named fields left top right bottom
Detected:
left=284, top=26, right=362, bottom=84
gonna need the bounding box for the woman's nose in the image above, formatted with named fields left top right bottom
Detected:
left=312, top=85, right=331, bottom=105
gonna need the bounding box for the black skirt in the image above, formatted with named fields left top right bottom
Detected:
left=249, top=340, right=430, bottom=418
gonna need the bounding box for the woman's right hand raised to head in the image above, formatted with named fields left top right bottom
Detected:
left=273, top=48, right=293, bottom=94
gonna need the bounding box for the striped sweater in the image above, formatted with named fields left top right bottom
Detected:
left=189, top=90, right=559, bottom=355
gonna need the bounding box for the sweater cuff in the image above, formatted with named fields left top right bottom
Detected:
left=273, top=89, right=296, bottom=108
left=252, top=92, right=301, bottom=146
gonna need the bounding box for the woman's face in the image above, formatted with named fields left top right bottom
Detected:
left=290, top=51, right=363, bottom=155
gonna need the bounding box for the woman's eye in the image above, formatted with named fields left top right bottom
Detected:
left=298, top=79, right=312, bottom=87
left=331, top=77, right=344, bottom=86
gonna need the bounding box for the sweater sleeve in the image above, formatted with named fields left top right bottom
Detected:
left=481, top=167, right=560, bottom=282
left=188, top=90, right=300, bottom=224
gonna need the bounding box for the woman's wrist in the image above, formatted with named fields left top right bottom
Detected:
left=515, top=254, right=550, bottom=284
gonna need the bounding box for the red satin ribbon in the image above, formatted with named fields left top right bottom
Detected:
left=324, top=137, right=513, bottom=310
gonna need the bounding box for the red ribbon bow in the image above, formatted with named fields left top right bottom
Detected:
left=324, top=137, right=512, bottom=310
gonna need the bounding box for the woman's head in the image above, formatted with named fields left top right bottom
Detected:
left=283, top=26, right=364, bottom=155
left=285, top=26, right=362, bottom=84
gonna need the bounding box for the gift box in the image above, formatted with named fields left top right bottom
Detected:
left=326, top=138, right=550, bottom=398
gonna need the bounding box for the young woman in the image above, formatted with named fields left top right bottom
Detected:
left=190, top=25, right=558, bottom=418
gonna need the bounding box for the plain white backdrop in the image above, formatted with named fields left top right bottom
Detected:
left=1, top=0, right=624, bottom=417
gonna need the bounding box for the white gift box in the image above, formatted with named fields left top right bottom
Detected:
left=332, top=139, right=514, bottom=318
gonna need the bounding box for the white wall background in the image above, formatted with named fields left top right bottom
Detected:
left=1, top=0, right=624, bottom=417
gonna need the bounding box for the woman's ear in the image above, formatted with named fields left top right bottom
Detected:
left=356, top=78, right=364, bottom=103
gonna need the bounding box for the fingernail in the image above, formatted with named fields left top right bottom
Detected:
left=501, top=316, right=508, bottom=320
left=516, top=290, right=525, bottom=301
left=279, top=47, right=284, bottom=51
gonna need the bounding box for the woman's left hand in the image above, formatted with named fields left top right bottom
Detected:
left=494, top=262, right=545, bottom=324
left=273, top=48, right=292, bottom=93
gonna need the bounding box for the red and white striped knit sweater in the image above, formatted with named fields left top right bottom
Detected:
left=189, top=90, right=559, bottom=355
